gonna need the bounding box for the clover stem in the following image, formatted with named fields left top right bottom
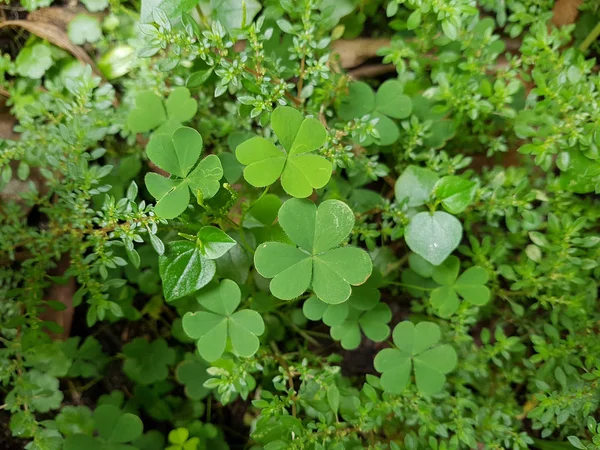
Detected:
left=579, top=21, right=600, bottom=52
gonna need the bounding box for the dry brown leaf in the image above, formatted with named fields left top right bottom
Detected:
left=0, top=20, right=102, bottom=76
left=552, top=0, right=583, bottom=26
left=332, top=38, right=391, bottom=69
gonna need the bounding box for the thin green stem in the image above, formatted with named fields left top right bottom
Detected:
left=579, top=21, right=600, bottom=52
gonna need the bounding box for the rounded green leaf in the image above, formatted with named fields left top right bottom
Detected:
left=64, top=434, right=101, bottom=450
left=165, top=87, right=197, bottom=124
left=431, top=255, right=460, bottom=285
left=282, top=154, right=333, bottom=198
left=375, top=80, right=412, bottom=119
left=171, top=127, right=204, bottom=177
left=248, top=194, right=282, bottom=226
left=323, top=302, right=350, bottom=326
left=269, top=257, right=313, bottom=300
left=412, top=321, right=442, bottom=355
left=430, top=285, right=460, bottom=318
left=434, top=175, right=477, bottom=214
left=303, top=295, right=328, bottom=321
left=413, top=345, right=457, bottom=395
left=237, top=137, right=286, bottom=187
left=109, top=412, right=144, bottom=443
left=159, top=241, right=216, bottom=301
left=198, top=226, right=236, bottom=260
left=68, top=14, right=102, bottom=45
left=405, top=211, right=463, bottom=266
left=408, top=253, right=435, bottom=278
left=186, top=154, right=223, bottom=200
left=337, top=81, right=376, bottom=121
left=277, top=198, right=317, bottom=251
left=313, top=200, right=356, bottom=254
left=176, top=359, right=210, bottom=400
left=254, top=241, right=310, bottom=278
left=229, top=309, right=265, bottom=357
left=15, top=44, right=53, bottom=79
left=372, top=112, right=400, bottom=146
left=271, top=106, right=304, bottom=151
left=128, top=91, right=167, bottom=133
left=196, top=279, right=241, bottom=316
left=145, top=173, right=190, bottom=219
left=359, top=303, right=391, bottom=342
left=395, top=165, right=439, bottom=207
left=182, top=312, right=227, bottom=362
left=454, top=266, right=491, bottom=306
left=289, top=118, right=327, bottom=155
left=330, top=321, right=362, bottom=350
left=374, top=348, right=412, bottom=394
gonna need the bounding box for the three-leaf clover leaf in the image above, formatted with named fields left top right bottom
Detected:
left=404, top=211, right=463, bottom=266
left=122, top=338, right=175, bottom=385
left=434, top=175, right=477, bottom=214
left=64, top=405, right=143, bottom=450
left=145, top=127, right=223, bottom=219
left=303, top=273, right=388, bottom=349
left=337, top=80, right=412, bottom=146
left=128, top=87, right=198, bottom=134
left=430, top=256, right=491, bottom=317
left=175, top=356, right=211, bottom=400
left=254, top=198, right=373, bottom=304
left=182, top=279, right=265, bottom=362
left=236, top=106, right=332, bottom=198
left=374, top=321, right=457, bottom=395
left=158, top=226, right=235, bottom=301
left=166, top=428, right=200, bottom=450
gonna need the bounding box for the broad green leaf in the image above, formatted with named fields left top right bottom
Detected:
left=408, top=253, right=435, bottom=278
left=182, top=312, right=228, bottom=361
left=94, top=404, right=143, bottom=443
left=176, top=359, right=210, bottom=400
left=187, top=69, right=214, bottom=87
left=82, top=0, right=108, bottom=12
left=98, top=45, right=135, bottom=79
left=372, top=112, right=400, bottom=146
left=229, top=309, right=264, bottom=357
left=454, top=267, right=491, bottom=306
left=128, top=91, right=167, bottom=133
left=128, top=88, right=196, bottom=134
left=159, top=241, right=216, bottom=301
left=358, top=303, right=392, bottom=341
left=431, top=255, right=460, bottom=285
left=373, top=348, right=411, bottom=394
left=197, top=226, right=236, bottom=259
left=248, top=194, right=282, bottom=226
left=413, top=345, right=457, bottom=395
left=405, top=211, right=462, bottom=266
left=145, top=174, right=189, bottom=219
left=15, top=44, right=53, bottom=79
left=122, top=338, right=175, bottom=385
left=271, top=105, right=304, bottom=151
left=68, top=14, right=102, bottom=45
left=64, top=434, right=101, bottom=450
left=236, top=106, right=331, bottom=198
left=434, top=175, right=477, bottom=214
left=337, top=81, right=376, bottom=121
left=375, top=80, right=412, bottom=119
left=395, top=165, right=439, bottom=207
left=165, top=87, right=198, bottom=124
left=430, top=285, right=460, bottom=318
left=210, top=0, right=261, bottom=30
left=254, top=198, right=372, bottom=304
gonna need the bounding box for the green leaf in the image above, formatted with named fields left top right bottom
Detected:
left=176, top=358, right=211, bottom=400
left=168, top=428, right=189, bottom=445
left=429, top=257, right=490, bottom=317
left=197, top=226, right=236, bottom=259
left=64, top=435, right=101, bottom=450
left=327, top=384, right=340, bottom=415
left=15, top=44, right=53, bottom=79
left=128, top=91, right=167, bottom=133
left=128, top=88, right=196, bottom=134
left=187, top=69, right=214, bottom=87
left=254, top=198, right=372, bottom=304
left=375, top=80, right=412, bottom=119
left=145, top=127, right=223, bottom=219
left=81, top=0, right=108, bottom=12
left=434, top=176, right=477, bottom=214
left=566, top=436, right=587, bottom=450
left=94, top=404, right=143, bottom=444
left=68, top=14, right=102, bottom=44
left=372, top=112, right=400, bottom=146
left=405, top=211, right=462, bottom=266
left=395, top=165, right=439, bottom=207
left=236, top=106, right=331, bottom=198
left=165, top=87, right=198, bottom=124
left=375, top=321, right=457, bottom=395
left=210, top=0, right=261, bottom=30
left=159, top=240, right=216, bottom=301
left=336, top=81, right=375, bottom=121
left=56, top=406, right=94, bottom=436
left=182, top=280, right=265, bottom=361
left=122, top=338, right=175, bottom=385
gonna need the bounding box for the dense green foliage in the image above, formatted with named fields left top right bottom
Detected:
left=1, top=0, right=600, bottom=449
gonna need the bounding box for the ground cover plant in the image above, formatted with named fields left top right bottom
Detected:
left=0, top=0, right=599, bottom=449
